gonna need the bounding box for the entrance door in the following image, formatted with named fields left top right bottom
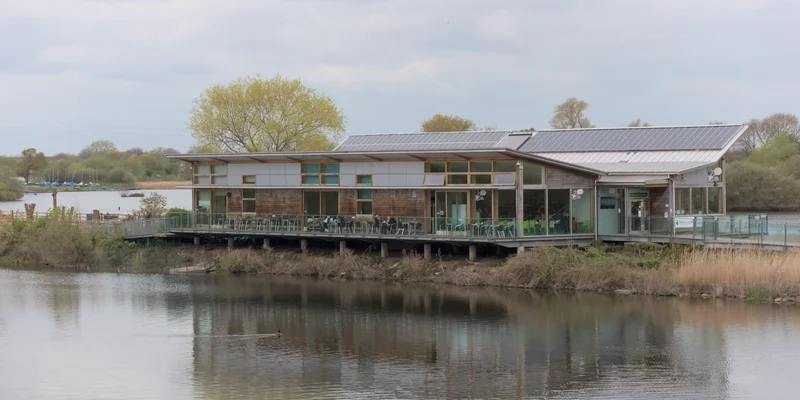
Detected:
left=630, top=198, right=648, bottom=233
left=432, top=191, right=468, bottom=233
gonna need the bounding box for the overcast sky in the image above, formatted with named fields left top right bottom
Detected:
left=1, top=0, right=799, bottom=154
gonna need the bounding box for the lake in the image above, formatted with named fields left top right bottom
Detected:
left=0, top=189, right=192, bottom=214
left=1, top=270, right=799, bottom=399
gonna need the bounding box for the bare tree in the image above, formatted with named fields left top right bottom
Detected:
left=628, top=119, right=652, bottom=127
left=736, top=113, right=800, bottom=153
left=79, top=140, right=118, bottom=157
left=549, top=98, right=594, bottom=129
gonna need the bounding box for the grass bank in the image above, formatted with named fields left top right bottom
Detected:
left=22, top=181, right=189, bottom=193
left=2, top=213, right=800, bottom=302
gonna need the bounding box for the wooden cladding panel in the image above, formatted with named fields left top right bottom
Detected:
left=545, top=167, right=595, bottom=188
left=372, top=189, right=426, bottom=218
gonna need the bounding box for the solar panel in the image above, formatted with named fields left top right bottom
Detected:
left=518, top=125, right=744, bottom=152
left=336, top=131, right=511, bottom=152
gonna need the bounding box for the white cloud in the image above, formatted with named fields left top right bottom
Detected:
left=0, top=0, right=799, bottom=153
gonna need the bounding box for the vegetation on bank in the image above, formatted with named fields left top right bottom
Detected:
left=0, top=167, right=24, bottom=201
left=2, top=211, right=799, bottom=303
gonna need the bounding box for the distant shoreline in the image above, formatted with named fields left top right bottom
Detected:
left=22, top=181, right=190, bottom=193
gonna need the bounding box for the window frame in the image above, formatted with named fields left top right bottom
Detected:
left=242, top=175, right=256, bottom=185
left=356, top=189, right=373, bottom=215
left=242, top=188, right=256, bottom=214
left=301, top=163, right=340, bottom=186
left=424, top=159, right=530, bottom=186
left=194, top=163, right=228, bottom=186
left=356, top=174, right=373, bottom=186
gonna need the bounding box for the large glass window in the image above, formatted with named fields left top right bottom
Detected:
left=708, top=187, right=723, bottom=214
left=242, top=189, right=256, bottom=214
left=196, top=191, right=211, bottom=213
left=691, top=187, right=707, bottom=214
left=303, top=191, right=339, bottom=216
left=675, top=188, right=691, bottom=215
left=302, top=163, right=339, bottom=185
left=548, top=189, right=570, bottom=234
left=356, top=175, right=372, bottom=185
left=572, top=188, right=593, bottom=234
left=523, top=190, right=546, bottom=236
left=523, top=163, right=545, bottom=185
left=426, top=162, right=446, bottom=173
left=493, top=160, right=516, bottom=173
left=471, top=189, right=492, bottom=221
left=357, top=189, right=372, bottom=215
left=497, top=190, right=516, bottom=220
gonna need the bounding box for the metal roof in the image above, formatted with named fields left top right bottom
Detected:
left=168, top=148, right=605, bottom=175
left=532, top=150, right=723, bottom=165
left=335, top=130, right=512, bottom=152
left=578, top=162, right=710, bottom=175
left=518, top=124, right=747, bottom=152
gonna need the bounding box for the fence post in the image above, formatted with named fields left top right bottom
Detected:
left=692, top=217, right=696, bottom=241
left=785, top=222, right=788, bottom=249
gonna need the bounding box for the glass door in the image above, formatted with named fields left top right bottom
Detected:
left=212, top=191, right=227, bottom=225
left=630, top=198, right=648, bottom=234
left=196, top=190, right=211, bottom=225
left=432, top=191, right=469, bottom=234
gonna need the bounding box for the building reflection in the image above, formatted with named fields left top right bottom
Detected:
left=189, top=276, right=729, bottom=399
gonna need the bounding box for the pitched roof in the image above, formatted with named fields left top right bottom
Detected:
left=518, top=124, right=747, bottom=153
left=335, top=130, right=513, bottom=152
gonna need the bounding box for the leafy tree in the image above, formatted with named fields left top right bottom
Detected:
left=518, top=127, right=536, bottom=132
left=746, top=133, right=799, bottom=167
left=628, top=119, right=652, bottom=127
left=79, top=140, right=118, bottom=157
left=189, top=75, right=345, bottom=152
left=17, top=148, right=47, bottom=183
left=126, top=147, right=145, bottom=155
left=550, top=98, right=594, bottom=129
left=137, top=192, right=168, bottom=218
left=726, top=162, right=800, bottom=211
left=421, top=114, right=476, bottom=132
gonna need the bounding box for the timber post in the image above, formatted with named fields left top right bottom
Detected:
left=468, top=245, right=477, bottom=261
left=380, top=242, right=389, bottom=258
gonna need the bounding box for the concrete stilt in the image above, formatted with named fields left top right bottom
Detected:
left=339, top=240, right=347, bottom=254
left=380, top=242, right=389, bottom=258
left=193, top=236, right=200, bottom=246
left=517, top=246, right=525, bottom=255
left=496, top=245, right=504, bottom=256
left=468, top=245, right=477, bottom=261
left=262, top=238, right=271, bottom=249
left=423, top=243, right=432, bottom=260
left=300, top=239, right=308, bottom=253
left=227, top=236, right=234, bottom=249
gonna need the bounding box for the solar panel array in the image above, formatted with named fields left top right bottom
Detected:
left=336, top=131, right=511, bottom=152
left=518, top=125, right=744, bottom=153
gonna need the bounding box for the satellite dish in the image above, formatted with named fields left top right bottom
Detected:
left=713, top=167, right=722, bottom=176
left=479, top=190, right=487, bottom=196
left=576, top=189, right=584, bottom=196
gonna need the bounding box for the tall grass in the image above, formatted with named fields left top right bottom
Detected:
left=675, top=249, right=800, bottom=298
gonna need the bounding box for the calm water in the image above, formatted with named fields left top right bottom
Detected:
left=0, top=189, right=192, bottom=214
left=1, top=270, right=799, bottom=399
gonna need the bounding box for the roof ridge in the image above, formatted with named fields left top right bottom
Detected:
left=537, top=123, right=744, bottom=132
left=345, top=130, right=516, bottom=137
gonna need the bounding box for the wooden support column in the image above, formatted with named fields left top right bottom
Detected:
left=300, top=239, right=308, bottom=253
left=193, top=236, right=200, bottom=246
left=339, top=240, right=347, bottom=254
left=515, top=161, right=524, bottom=237
left=227, top=236, right=234, bottom=249
left=423, top=243, right=432, bottom=260
left=380, top=242, right=389, bottom=258
left=468, top=245, right=477, bottom=261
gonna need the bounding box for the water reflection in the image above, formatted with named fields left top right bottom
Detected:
left=187, top=277, right=731, bottom=399
left=3, top=270, right=800, bottom=399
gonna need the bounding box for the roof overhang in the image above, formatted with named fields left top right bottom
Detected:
left=169, top=148, right=606, bottom=176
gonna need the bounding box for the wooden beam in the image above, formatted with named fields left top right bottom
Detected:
left=323, top=155, right=341, bottom=162
left=363, top=155, right=383, bottom=161
left=211, top=157, right=229, bottom=163
left=407, top=154, right=425, bottom=161
left=450, top=153, right=470, bottom=160
left=246, top=156, right=265, bottom=163
left=284, top=156, right=302, bottom=163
